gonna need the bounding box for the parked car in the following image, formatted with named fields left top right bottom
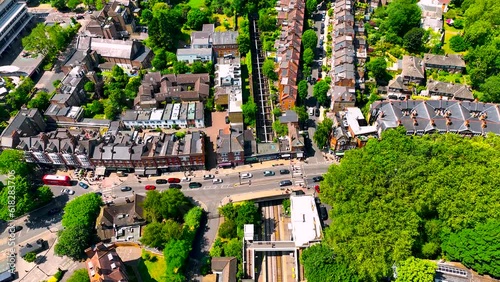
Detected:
left=212, top=178, right=223, bottom=184
left=280, top=169, right=290, bottom=175
left=78, top=182, right=89, bottom=189
left=279, top=180, right=293, bottom=187
left=181, top=177, right=191, bottom=182
left=121, top=186, right=132, bottom=192
left=203, top=174, right=215, bottom=180
left=10, top=225, right=23, bottom=233
left=319, top=206, right=328, bottom=220
left=240, top=173, right=253, bottom=179
left=169, top=184, right=182, bottom=189
left=145, top=185, right=156, bottom=190
left=263, top=170, right=275, bottom=176
left=47, top=208, right=61, bottom=216
left=189, top=182, right=202, bottom=188
left=315, top=108, right=320, bottom=117
left=61, top=188, right=75, bottom=195
left=312, top=176, right=324, bottom=182
left=308, top=107, right=315, bottom=116
left=168, top=178, right=181, bottom=183
left=315, top=185, right=320, bottom=193
left=76, top=14, right=84, bottom=19
left=155, top=179, right=168, bottom=184
left=225, top=116, right=230, bottom=124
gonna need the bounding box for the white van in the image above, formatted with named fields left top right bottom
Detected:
left=308, top=107, right=315, bottom=116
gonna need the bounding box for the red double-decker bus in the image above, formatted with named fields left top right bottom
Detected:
left=42, top=175, right=71, bottom=186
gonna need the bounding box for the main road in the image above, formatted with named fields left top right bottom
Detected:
left=0, top=161, right=333, bottom=253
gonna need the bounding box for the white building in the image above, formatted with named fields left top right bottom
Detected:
left=0, top=0, right=32, bottom=57
left=121, top=102, right=205, bottom=129
left=290, top=195, right=323, bottom=247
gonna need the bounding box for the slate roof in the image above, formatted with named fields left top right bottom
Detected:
left=371, top=100, right=500, bottom=135
left=427, top=80, right=474, bottom=101
left=402, top=56, right=425, bottom=79
left=423, top=54, right=466, bottom=68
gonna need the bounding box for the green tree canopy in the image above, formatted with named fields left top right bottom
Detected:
left=242, top=98, right=258, bottom=126
left=302, top=29, right=318, bottom=50
left=303, top=47, right=314, bottom=66
left=313, top=118, right=332, bottom=149
left=186, top=8, right=210, bottom=30
left=143, top=189, right=193, bottom=222
left=292, top=105, right=308, bottom=123
left=403, top=27, right=425, bottom=53
left=301, top=244, right=359, bottom=282
left=262, top=59, right=278, bottom=81
left=479, top=75, right=500, bottom=103
left=0, top=149, right=33, bottom=175
left=396, top=257, right=437, bottom=282
left=313, top=80, right=330, bottom=105
left=367, top=57, right=388, bottom=82
left=67, top=269, right=90, bottom=282
left=442, top=220, right=500, bottom=277
left=148, top=8, right=184, bottom=51
left=321, top=129, right=500, bottom=281
left=385, top=0, right=422, bottom=36
left=305, top=0, right=318, bottom=17
left=27, top=91, right=51, bottom=110
left=298, top=80, right=309, bottom=102
left=140, top=220, right=183, bottom=249
left=449, top=35, right=468, bottom=52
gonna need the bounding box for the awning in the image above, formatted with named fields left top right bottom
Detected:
left=218, top=162, right=232, bottom=167
left=281, top=154, right=291, bottom=158
left=95, top=166, right=106, bottom=176
left=145, top=168, right=157, bottom=175
left=296, top=152, right=304, bottom=158
left=134, top=168, right=145, bottom=175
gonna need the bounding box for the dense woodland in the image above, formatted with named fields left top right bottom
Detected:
left=308, top=128, right=500, bottom=281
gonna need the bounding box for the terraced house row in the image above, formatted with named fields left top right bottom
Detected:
left=275, top=0, right=306, bottom=110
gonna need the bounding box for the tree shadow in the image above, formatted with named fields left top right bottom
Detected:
left=263, top=218, right=277, bottom=240
left=35, top=255, right=47, bottom=265
left=25, top=196, right=69, bottom=230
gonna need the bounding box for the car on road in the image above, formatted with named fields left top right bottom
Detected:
left=47, top=208, right=61, bottom=216
left=313, top=176, right=324, bottom=182
left=319, top=39, right=324, bottom=46
left=315, top=185, right=321, bottom=193
left=181, top=177, right=191, bottom=182
left=145, top=185, right=156, bottom=190
left=156, top=179, right=168, bottom=184
left=308, top=107, right=315, bottom=116
left=189, top=182, right=202, bottom=188
left=169, top=184, right=182, bottom=189
left=315, top=108, right=320, bottom=117
left=279, top=180, right=293, bottom=187
left=78, top=182, right=89, bottom=189
left=280, top=169, right=290, bottom=175
left=168, top=178, right=181, bottom=183
left=240, top=173, right=253, bottom=179
left=121, top=186, right=133, bottom=192
left=10, top=225, right=23, bottom=233
left=263, top=170, right=275, bottom=176
left=212, top=178, right=223, bottom=184
left=319, top=206, right=328, bottom=220
left=76, top=14, right=84, bottom=19
left=203, top=174, right=215, bottom=180
left=61, top=188, right=75, bottom=195
left=94, top=192, right=103, bottom=196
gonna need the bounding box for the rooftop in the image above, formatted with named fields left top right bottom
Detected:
left=290, top=195, right=322, bottom=247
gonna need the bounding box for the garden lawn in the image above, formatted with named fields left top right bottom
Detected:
left=442, top=24, right=466, bottom=55
left=188, top=0, right=206, bottom=8
left=136, top=251, right=167, bottom=282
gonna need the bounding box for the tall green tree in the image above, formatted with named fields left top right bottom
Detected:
left=396, top=257, right=437, bottom=282
left=302, top=29, right=318, bottom=50
left=27, top=91, right=51, bottom=110
left=442, top=220, right=500, bottom=277
left=186, top=8, right=210, bottom=30
left=480, top=75, right=500, bottom=103
left=313, top=118, right=332, bottom=149
left=303, top=47, right=314, bottom=66
left=298, top=80, right=309, bottom=102
left=241, top=98, right=258, bottom=126
left=292, top=106, right=308, bottom=123
left=385, top=0, right=422, bottom=36
left=237, top=32, right=251, bottom=55
left=302, top=244, right=359, bottom=282
left=262, top=59, right=277, bottom=81
left=403, top=27, right=425, bottom=53
left=367, top=57, right=389, bottom=82
left=305, top=0, right=318, bottom=17
left=313, top=80, right=330, bottom=105
left=67, top=269, right=90, bottom=282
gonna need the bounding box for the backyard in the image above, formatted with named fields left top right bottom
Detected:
left=127, top=251, right=166, bottom=282
left=442, top=23, right=465, bottom=55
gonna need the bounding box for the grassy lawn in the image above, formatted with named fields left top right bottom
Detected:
left=214, top=14, right=235, bottom=31
left=442, top=24, right=466, bottom=55
left=187, top=0, right=206, bottom=8
left=136, top=251, right=167, bottom=282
